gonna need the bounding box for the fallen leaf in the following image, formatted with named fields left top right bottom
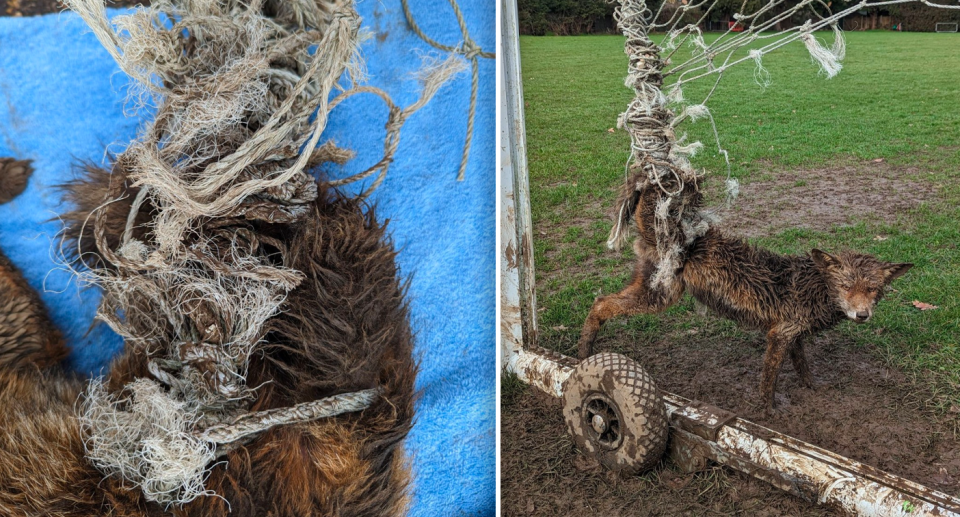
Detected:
left=912, top=300, right=939, bottom=311
left=872, top=158, right=884, bottom=163
left=551, top=325, right=569, bottom=331
left=873, top=235, right=888, bottom=241
left=607, top=128, right=615, bottom=133
left=950, top=404, right=959, bottom=414
left=526, top=498, right=535, bottom=514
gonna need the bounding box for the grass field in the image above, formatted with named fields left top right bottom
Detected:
left=516, top=31, right=960, bottom=411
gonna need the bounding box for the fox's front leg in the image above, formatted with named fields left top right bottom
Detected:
left=0, top=160, right=68, bottom=370
left=789, top=336, right=814, bottom=389
left=0, top=158, right=33, bottom=204
left=0, top=249, right=68, bottom=371
left=759, top=324, right=802, bottom=413
left=577, top=259, right=682, bottom=360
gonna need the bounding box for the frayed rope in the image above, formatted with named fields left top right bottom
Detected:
left=64, top=0, right=453, bottom=506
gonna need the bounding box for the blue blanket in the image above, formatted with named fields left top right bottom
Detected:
left=0, top=1, right=494, bottom=515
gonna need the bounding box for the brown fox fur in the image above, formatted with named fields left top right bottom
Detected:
left=0, top=160, right=416, bottom=516
left=0, top=158, right=33, bottom=204
left=578, top=175, right=912, bottom=411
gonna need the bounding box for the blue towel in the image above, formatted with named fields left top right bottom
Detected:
left=0, top=1, right=494, bottom=515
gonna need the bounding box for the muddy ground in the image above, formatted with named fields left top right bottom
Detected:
left=503, top=163, right=958, bottom=516
left=718, top=161, right=939, bottom=238
left=503, top=330, right=960, bottom=516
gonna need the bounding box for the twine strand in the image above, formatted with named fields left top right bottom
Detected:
left=400, top=0, right=494, bottom=181
left=62, top=0, right=457, bottom=505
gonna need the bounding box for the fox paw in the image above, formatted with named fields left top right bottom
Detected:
left=800, top=377, right=819, bottom=391
left=0, top=158, right=33, bottom=204
left=746, top=391, right=785, bottom=418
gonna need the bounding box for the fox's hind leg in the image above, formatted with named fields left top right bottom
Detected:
left=577, top=257, right=684, bottom=360
left=789, top=336, right=814, bottom=389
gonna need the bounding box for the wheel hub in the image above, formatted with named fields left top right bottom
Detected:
left=582, top=392, right=623, bottom=450
left=591, top=413, right=607, bottom=434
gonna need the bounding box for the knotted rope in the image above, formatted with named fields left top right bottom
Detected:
left=65, top=0, right=460, bottom=505
left=609, top=0, right=712, bottom=290
left=401, top=0, right=494, bottom=181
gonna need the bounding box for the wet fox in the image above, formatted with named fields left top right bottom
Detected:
left=0, top=161, right=415, bottom=516
left=578, top=176, right=912, bottom=412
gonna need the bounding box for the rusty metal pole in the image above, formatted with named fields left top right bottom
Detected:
left=504, top=346, right=960, bottom=517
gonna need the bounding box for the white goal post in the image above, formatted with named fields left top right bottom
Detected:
left=936, top=22, right=959, bottom=32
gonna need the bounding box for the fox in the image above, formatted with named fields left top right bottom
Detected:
left=578, top=173, right=913, bottom=412
left=0, top=159, right=416, bottom=516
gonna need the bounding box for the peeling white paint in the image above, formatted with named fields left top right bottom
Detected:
left=503, top=346, right=573, bottom=398
left=716, top=425, right=959, bottom=517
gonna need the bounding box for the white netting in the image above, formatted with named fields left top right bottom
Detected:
left=64, top=0, right=462, bottom=506
left=608, top=0, right=957, bottom=291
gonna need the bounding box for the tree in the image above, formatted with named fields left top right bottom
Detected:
left=517, top=0, right=615, bottom=35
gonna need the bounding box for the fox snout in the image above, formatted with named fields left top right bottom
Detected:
left=848, top=309, right=872, bottom=323
left=840, top=291, right=878, bottom=323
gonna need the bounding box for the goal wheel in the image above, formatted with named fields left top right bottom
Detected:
left=562, top=352, right=668, bottom=474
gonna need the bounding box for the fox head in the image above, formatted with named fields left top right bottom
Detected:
left=811, top=249, right=913, bottom=323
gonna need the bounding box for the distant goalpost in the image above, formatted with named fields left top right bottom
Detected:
left=936, top=22, right=959, bottom=32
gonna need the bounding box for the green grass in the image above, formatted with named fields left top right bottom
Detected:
left=520, top=31, right=960, bottom=412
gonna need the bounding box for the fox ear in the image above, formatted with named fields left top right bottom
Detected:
left=810, top=249, right=840, bottom=271
left=884, top=263, right=913, bottom=283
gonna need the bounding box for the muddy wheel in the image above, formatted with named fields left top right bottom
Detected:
left=562, top=352, right=668, bottom=474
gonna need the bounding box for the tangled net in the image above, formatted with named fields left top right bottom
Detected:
left=608, top=0, right=958, bottom=290
left=64, top=0, right=462, bottom=505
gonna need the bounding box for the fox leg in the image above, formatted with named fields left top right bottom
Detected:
left=0, top=160, right=68, bottom=370
left=577, top=258, right=684, bottom=360
left=759, top=324, right=802, bottom=412
left=0, top=249, right=68, bottom=371
left=788, top=336, right=814, bottom=389
left=0, top=158, right=33, bottom=204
